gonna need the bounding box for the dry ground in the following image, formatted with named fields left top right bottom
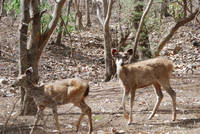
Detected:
left=1, top=72, right=200, bottom=134
left=0, top=15, right=200, bottom=134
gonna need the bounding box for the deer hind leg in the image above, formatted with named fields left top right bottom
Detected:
left=160, top=80, right=176, bottom=121
left=148, top=82, right=163, bottom=120
left=30, top=107, right=44, bottom=134
left=76, top=101, right=92, bottom=134
left=122, top=89, right=129, bottom=120
left=128, top=89, right=136, bottom=125
left=52, top=106, right=61, bottom=134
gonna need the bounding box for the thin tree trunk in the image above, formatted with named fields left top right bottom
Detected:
left=129, top=0, right=153, bottom=62
left=74, top=0, right=84, bottom=29
left=103, top=26, right=113, bottom=82
left=0, top=0, right=5, bottom=17
left=154, top=9, right=199, bottom=56
left=103, top=0, right=113, bottom=81
left=86, top=0, right=91, bottom=27
left=183, top=0, right=187, bottom=17
left=161, top=0, right=170, bottom=18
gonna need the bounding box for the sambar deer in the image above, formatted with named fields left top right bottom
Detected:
left=12, top=67, right=92, bottom=134
left=112, top=48, right=176, bottom=125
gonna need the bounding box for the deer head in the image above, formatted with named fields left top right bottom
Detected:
left=12, top=67, right=33, bottom=87
left=111, top=48, right=133, bottom=66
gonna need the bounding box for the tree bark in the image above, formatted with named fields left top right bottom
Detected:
left=154, top=9, right=199, bottom=56
left=103, top=0, right=114, bottom=82
left=97, top=0, right=114, bottom=81
left=19, top=0, right=67, bottom=115
left=19, top=0, right=38, bottom=115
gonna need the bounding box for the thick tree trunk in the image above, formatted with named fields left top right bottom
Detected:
left=19, top=0, right=38, bottom=115
left=19, top=0, right=66, bottom=115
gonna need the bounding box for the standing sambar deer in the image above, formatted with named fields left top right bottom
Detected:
left=112, top=48, right=176, bottom=125
left=12, top=67, right=92, bottom=134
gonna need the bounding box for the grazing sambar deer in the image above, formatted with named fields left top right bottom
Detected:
left=112, top=48, right=176, bottom=125
left=12, top=67, right=92, bottom=134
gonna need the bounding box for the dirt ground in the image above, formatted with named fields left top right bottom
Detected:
left=1, top=15, right=200, bottom=134
left=1, top=72, right=200, bottom=134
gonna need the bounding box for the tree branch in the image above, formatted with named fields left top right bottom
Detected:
left=39, top=0, right=66, bottom=52
left=129, top=0, right=153, bottom=62
left=97, top=3, right=104, bottom=26
left=154, top=9, right=199, bottom=56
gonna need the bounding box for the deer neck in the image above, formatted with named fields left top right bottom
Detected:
left=116, top=58, right=124, bottom=76
left=26, top=80, right=44, bottom=95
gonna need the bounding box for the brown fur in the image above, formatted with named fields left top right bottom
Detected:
left=12, top=69, right=92, bottom=134
left=119, top=57, right=173, bottom=90
left=116, top=56, right=176, bottom=125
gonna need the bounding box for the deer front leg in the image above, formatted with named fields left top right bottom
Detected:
left=122, top=89, right=129, bottom=120
left=52, top=106, right=61, bottom=134
left=30, top=107, right=43, bottom=134
left=128, top=89, right=136, bottom=125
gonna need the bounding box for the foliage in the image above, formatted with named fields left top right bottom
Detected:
left=57, top=12, right=76, bottom=35
left=169, top=0, right=185, bottom=21
left=40, top=1, right=54, bottom=33
left=4, top=0, right=20, bottom=17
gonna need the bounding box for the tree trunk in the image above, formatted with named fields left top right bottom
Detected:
left=19, top=0, right=66, bottom=115
left=19, top=0, right=38, bottom=115
left=188, top=0, right=192, bottom=12
left=74, top=0, right=84, bottom=29
left=86, top=0, right=91, bottom=27
left=131, top=0, right=151, bottom=60
left=56, top=19, right=64, bottom=45
left=160, top=0, right=170, bottom=18
left=103, top=0, right=113, bottom=81
left=103, top=26, right=113, bottom=82
left=0, top=0, right=5, bottom=18
left=129, top=0, right=153, bottom=62
left=183, top=0, right=187, bottom=17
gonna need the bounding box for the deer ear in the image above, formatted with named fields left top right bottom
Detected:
left=25, top=67, right=33, bottom=75
left=111, top=48, right=118, bottom=56
left=126, top=49, right=133, bottom=55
